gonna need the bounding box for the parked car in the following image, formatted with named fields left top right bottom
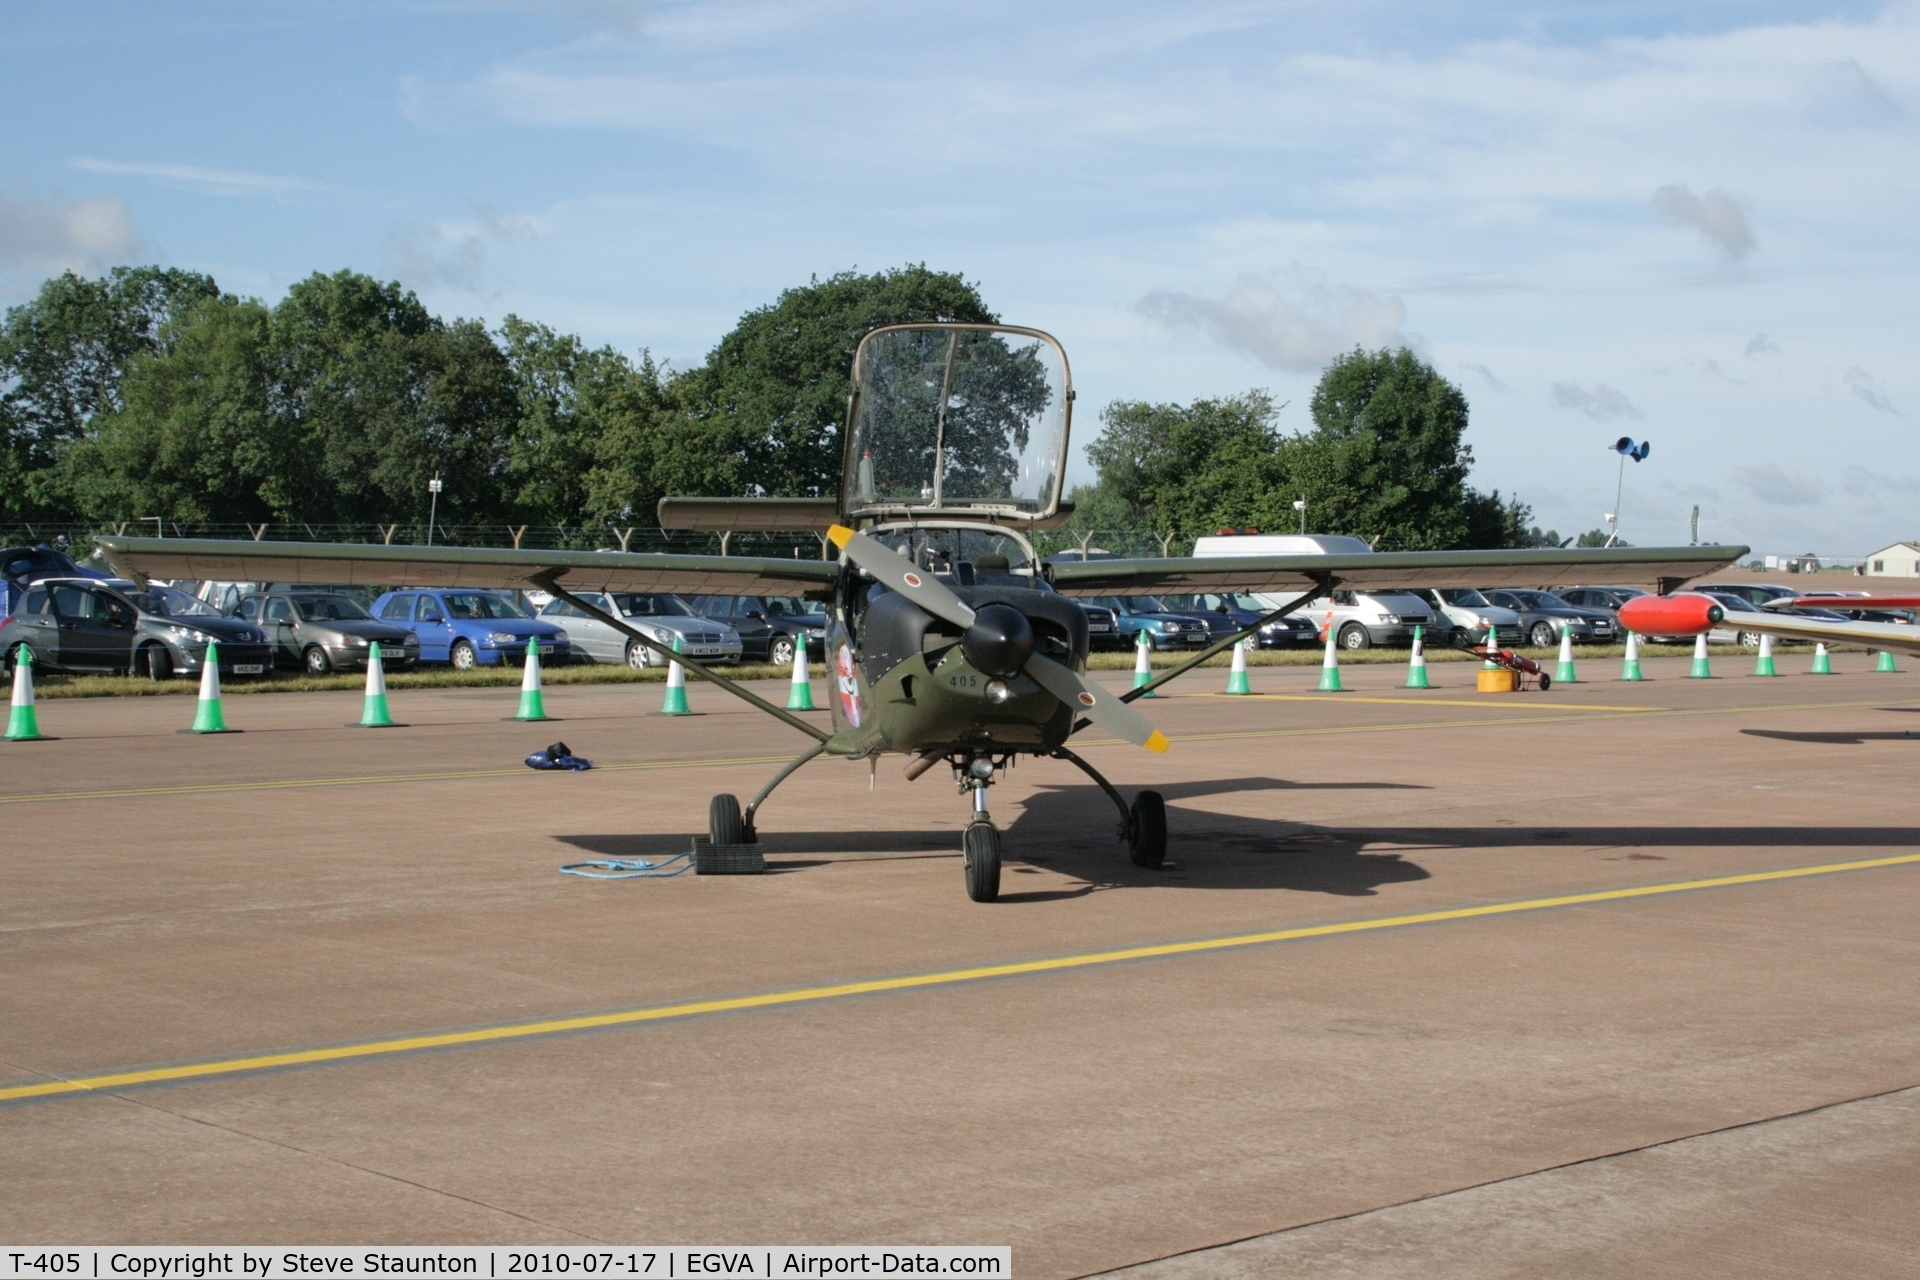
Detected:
left=1481, top=589, right=1619, bottom=647
left=1159, top=593, right=1320, bottom=648
left=538, top=592, right=743, bottom=667
left=1084, top=596, right=1217, bottom=650
left=369, top=589, right=570, bottom=668
left=685, top=595, right=827, bottom=666
left=1290, top=588, right=1439, bottom=651
left=1076, top=601, right=1124, bottom=650
left=1690, top=582, right=1849, bottom=621
left=2, top=577, right=273, bottom=680
left=2, top=544, right=111, bottom=618
left=1684, top=590, right=1772, bottom=646
left=1406, top=588, right=1521, bottom=646
left=231, top=590, right=420, bottom=673
left=1553, top=585, right=1648, bottom=618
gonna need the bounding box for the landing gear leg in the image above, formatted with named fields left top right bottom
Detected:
left=964, top=784, right=1002, bottom=903
left=1052, top=745, right=1167, bottom=870
left=738, top=741, right=829, bottom=841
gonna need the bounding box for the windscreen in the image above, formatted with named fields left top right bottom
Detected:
left=125, top=583, right=219, bottom=618
left=443, top=592, right=529, bottom=620
left=611, top=593, right=692, bottom=617
left=292, top=595, right=372, bottom=621
left=845, top=326, right=1068, bottom=517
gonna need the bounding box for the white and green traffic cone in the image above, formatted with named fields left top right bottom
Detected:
left=1875, top=648, right=1897, bottom=673
left=1316, top=619, right=1344, bottom=692
left=187, top=641, right=232, bottom=733
left=1754, top=633, right=1777, bottom=677
left=1132, top=630, right=1156, bottom=698
left=513, top=638, right=549, bottom=720
left=1225, top=639, right=1251, bottom=695
left=1621, top=631, right=1644, bottom=681
left=358, top=640, right=396, bottom=727
left=1405, top=625, right=1430, bottom=688
left=1555, top=624, right=1578, bottom=684
left=1689, top=633, right=1712, bottom=678
left=1810, top=642, right=1833, bottom=675
left=1483, top=624, right=1500, bottom=667
left=786, top=637, right=816, bottom=710
left=6, top=645, right=44, bottom=741
left=659, top=633, right=691, bottom=714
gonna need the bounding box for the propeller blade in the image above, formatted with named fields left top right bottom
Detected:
left=828, top=524, right=976, bottom=629
left=1024, top=653, right=1169, bottom=754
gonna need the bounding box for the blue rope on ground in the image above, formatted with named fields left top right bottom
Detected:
left=559, top=851, right=696, bottom=880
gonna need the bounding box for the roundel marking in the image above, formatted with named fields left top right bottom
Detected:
left=1077, top=691, right=1097, bottom=707
left=903, top=571, right=923, bottom=588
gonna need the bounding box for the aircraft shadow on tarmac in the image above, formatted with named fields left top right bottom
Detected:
left=1741, top=728, right=1920, bottom=745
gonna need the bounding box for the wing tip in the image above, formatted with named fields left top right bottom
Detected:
left=1144, top=730, right=1170, bottom=754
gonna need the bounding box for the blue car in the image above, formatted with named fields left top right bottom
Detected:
left=369, top=589, right=571, bottom=668
left=1160, top=592, right=1321, bottom=648
left=1086, top=595, right=1217, bottom=650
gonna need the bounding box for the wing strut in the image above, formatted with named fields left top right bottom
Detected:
left=1071, top=576, right=1335, bottom=736
left=534, top=573, right=831, bottom=745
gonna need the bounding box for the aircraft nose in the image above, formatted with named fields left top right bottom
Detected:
left=963, top=603, right=1035, bottom=678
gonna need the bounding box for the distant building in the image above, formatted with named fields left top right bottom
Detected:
left=1865, top=542, right=1920, bottom=576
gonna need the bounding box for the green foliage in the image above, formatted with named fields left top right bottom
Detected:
left=1576, top=528, right=1624, bottom=547
left=1077, top=348, right=1534, bottom=550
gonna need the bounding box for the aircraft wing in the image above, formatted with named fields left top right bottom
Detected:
left=1044, top=544, right=1748, bottom=596
left=92, top=537, right=841, bottom=596
left=1703, top=610, right=1920, bottom=655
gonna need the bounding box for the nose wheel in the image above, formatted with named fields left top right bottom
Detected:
left=1128, top=790, right=1167, bottom=868
left=964, top=820, right=1002, bottom=902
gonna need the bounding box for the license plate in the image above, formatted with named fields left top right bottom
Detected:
left=1089, top=624, right=1110, bottom=632
left=233, top=664, right=264, bottom=674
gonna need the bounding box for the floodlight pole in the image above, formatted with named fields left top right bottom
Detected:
left=1293, top=498, right=1307, bottom=535
left=1606, top=453, right=1626, bottom=547
left=426, top=473, right=443, bottom=546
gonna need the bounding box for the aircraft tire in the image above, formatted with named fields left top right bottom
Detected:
left=1129, top=790, right=1167, bottom=869
left=709, top=793, right=747, bottom=845
left=963, top=821, right=1002, bottom=903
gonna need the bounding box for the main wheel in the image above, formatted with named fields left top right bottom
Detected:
left=450, top=639, right=477, bottom=670
left=1530, top=622, right=1557, bottom=648
left=144, top=645, right=173, bottom=681
left=963, top=821, right=1002, bottom=902
left=1338, top=623, right=1371, bottom=651
left=626, top=639, right=653, bottom=668
left=304, top=645, right=332, bottom=674
left=768, top=634, right=796, bottom=669
left=1129, top=790, right=1168, bottom=869
left=708, top=793, right=747, bottom=845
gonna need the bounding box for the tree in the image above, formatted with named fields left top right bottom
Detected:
left=674, top=265, right=996, bottom=497
left=0, top=266, right=220, bottom=519
left=1081, top=391, right=1289, bottom=537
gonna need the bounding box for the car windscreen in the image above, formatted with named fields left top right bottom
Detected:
left=124, top=583, right=220, bottom=618
left=1702, top=592, right=1759, bottom=613
left=442, top=593, right=529, bottom=620
left=1117, top=596, right=1169, bottom=614
left=763, top=597, right=826, bottom=618
left=292, top=595, right=373, bottom=622
left=1438, top=588, right=1491, bottom=607
left=1505, top=590, right=1565, bottom=609
left=611, top=593, right=692, bottom=617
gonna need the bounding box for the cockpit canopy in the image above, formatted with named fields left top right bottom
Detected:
left=841, top=324, right=1071, bottom=524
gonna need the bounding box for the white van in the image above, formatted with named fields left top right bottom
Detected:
left=1191, top=532, right=1441, bottom=650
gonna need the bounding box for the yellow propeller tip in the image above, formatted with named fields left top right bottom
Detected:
left=827, top=524, right=854, bottom=548
left=1144, top=730, right=1170, bottom=754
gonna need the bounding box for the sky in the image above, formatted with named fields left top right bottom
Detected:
left=3, top=0, right=1916, bottom=555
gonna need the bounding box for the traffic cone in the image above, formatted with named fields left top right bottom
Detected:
left=1689, top=634, right=1712, bottom=678
left=188, top=642, right=232, bottom=733
left=6, top=646, right=43, bottom=741
left=1405, top=625, right=1430, bottom=688
left=358, top=640, right=396, bottom=727
left=513, top=638, right=549, bottom=720
left=786, top=637, right=816, bottom=710
left=1316, top=622, right=1344, bottom=692
left=659, top=633, right=691, bottom=714
left=1754, top=633, right=1776, bottom=677
left=1875, top=649, right=1897, bottom=673
left=1225, top=639, right=1251, bottom=694
left=1621, top=632, right=1644, bottom=681
left=1555, top=624, right=1578, bottom=683
left=1810, top=642, right=1833, bottom=675
left=1132, top=630, right=1155, bottom=697
left=1483, top=624, right=1500, bottom=667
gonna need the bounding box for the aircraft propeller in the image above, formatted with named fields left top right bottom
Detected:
left=828, top=525, right=1169, bottom=753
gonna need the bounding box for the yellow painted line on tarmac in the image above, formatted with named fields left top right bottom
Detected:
left=1192, top=693, right=1662, bottom=711
left=4, top=851, right=1915, bottom=1105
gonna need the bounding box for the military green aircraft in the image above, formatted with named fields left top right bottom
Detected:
left=97, top=323, right=1746, bottom=901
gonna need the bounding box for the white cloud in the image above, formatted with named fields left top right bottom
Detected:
left=1734, top=465, right=1824, bottom=506
left=69, top=157, right=320, bottom=197
left=0, top=189, right=141, bottom=280
left=1744, top=333, right=1780, bottom=358
left=1651, top=184, right=1756, bottom=262
left=1841, top=465, right=1920, bottom=497
left=1462, top=362, right=1508, bottom=393
left=1843, top=366, right=1897, bottom=413
left=1136, top=271, right=1411, bottom=373
left=515, top=0, right=652, bottom=42
left=1550, top=382, right=1642, bottom=421
left=389, top=207, right=539, bottom=290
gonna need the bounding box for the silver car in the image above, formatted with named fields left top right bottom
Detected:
left=538, top=591, right=743, bottom=666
